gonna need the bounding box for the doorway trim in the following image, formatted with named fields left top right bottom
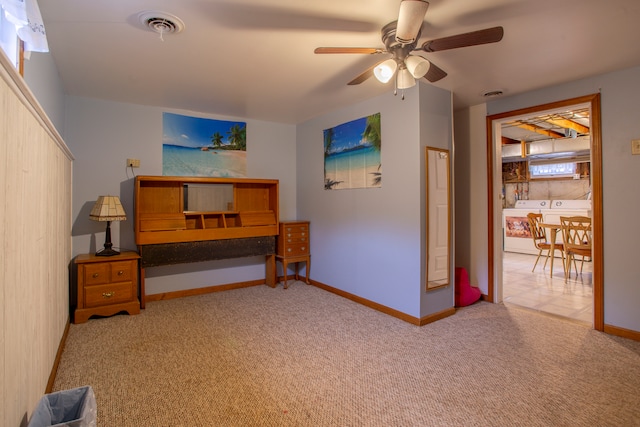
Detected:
left=485, top=93, right=603, bottom=331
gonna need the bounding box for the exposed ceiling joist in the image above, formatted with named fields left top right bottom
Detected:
left=543, top=117, right=589, bottom=134
left=515, top=122, right=565, bottom=139
left=502, top=136, right=519, bottom=145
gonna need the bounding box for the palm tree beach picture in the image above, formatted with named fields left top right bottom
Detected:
left=324, top=113, right=381, bottom=190
left=162, top=112, right=247, bottom=177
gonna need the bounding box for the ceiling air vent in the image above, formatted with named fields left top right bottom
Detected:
left=137, top=11, right=185, bottom=36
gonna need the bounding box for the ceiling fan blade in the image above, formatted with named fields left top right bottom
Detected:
left=420, top=26, right=504, bottom=52
left=314, top=47, right=384, bottom=54
left=396, top=0, right=429, bottom=44
left=423, top=61, right=447, bottom=82
left=347, top=62, right=383, bottom=85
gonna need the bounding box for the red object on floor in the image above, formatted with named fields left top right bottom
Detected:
left=455, top=267, right=481, bottom=307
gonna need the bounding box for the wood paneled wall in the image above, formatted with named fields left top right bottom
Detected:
left=1, top=52, right=73, bottom=426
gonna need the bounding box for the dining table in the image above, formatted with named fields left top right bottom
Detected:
left=539, top=222, right=564, bottom=278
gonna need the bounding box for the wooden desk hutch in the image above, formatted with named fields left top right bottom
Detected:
left=134, top=176, right=280, bottom=305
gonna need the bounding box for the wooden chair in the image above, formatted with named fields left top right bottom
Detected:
left=560, top=216, right=592, bottom=282
left=527, top=212, right=564, bottom=273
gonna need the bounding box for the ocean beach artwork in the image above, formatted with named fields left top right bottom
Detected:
left=324, top=113, right=381, bottom=190
left=162, top=112, right=247, bottom=177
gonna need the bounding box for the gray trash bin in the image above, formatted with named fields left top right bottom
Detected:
left=28, top=385, right=97, bottom=427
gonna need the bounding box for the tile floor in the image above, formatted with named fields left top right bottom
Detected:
left=502, top=251, right=593, bottom=324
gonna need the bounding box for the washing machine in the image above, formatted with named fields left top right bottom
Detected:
left=502, top=199, right=551, bottom=255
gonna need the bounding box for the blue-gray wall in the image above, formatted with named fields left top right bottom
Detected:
left=296, top=83, right=454, bottom=319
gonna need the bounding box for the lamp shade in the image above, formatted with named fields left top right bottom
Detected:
left=405, top=55, right=430, bottom=79
left=90, top=196, right=127, bottom=222
left=373, top=59, right=398, bottom=83
left=396, top=68, right=416, bottom=89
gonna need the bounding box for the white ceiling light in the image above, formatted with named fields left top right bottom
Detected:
left=405, top=56, right=430, bottom=79
left=396, top=68, right=416, bottom=89
left=374, top=55, right=427, bottom=86
left=373, top=59, right=398, bottom=84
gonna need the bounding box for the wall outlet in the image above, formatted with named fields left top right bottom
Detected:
left=127, top=158, right=140, bottom=168
left=632, top=140, right=640, bottom=155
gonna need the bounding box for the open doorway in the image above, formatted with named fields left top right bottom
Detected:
left=486, top=94, right=603, bottom=330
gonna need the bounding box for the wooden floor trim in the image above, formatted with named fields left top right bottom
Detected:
left=603, top=323, right=640, bottom=342
left=310, top=279, right=454, bottom=326
left=46, top=317, right=71, bottom=393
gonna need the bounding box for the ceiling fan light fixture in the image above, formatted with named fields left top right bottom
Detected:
left=374, top=59, right=398, bottom=83
left=396, top=68, right=416, bottom=89
left=405, top=55, right=430, bottom=78
left=396, top=0, right=429, bottom=44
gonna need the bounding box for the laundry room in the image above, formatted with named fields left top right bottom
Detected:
left=499, top=105, right=594, bottom=324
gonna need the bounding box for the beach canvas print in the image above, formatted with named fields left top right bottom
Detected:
left=162, top=112, right=247, bottom=177
left=324, top=113, right=381, bottom=190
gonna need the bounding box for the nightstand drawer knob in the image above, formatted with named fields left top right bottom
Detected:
left=92, top=273, right=99, bottom=278
left=102, top=292, right=115, bottom=298
left=287, top=248, right=292, bottom=252
left=117, top=270, right=124, bottom=276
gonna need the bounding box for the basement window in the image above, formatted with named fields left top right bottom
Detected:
left=0, top=9, right=20, bottom=70
left=0, top=0, right=49, bottom=75
left=529, top=161, right=577, bottom=178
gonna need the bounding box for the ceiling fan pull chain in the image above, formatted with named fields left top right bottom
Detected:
left=394, top=72, right=398, bottom=97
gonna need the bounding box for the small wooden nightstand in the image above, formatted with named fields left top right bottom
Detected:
left=276, top=221, right=310, bottom=289
left=74, top=251, right=141, bottom=323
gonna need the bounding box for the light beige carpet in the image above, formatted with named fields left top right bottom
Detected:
left=53, top=283, right=640, bottom=426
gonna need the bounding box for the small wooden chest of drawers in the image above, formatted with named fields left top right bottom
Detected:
left=276, top=221, right=310, bottom=288
left=74, top=252, right=141, bottom=323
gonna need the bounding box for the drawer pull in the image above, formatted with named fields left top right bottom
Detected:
left=287, top=248, right=292, bottom=252
left=92, top=273, right=99, bottom=278
left=301, top=247, right=306, bottom=251
left=117, top=270, right=124, bottom=276
left=102, top=292, right=115, bottom=298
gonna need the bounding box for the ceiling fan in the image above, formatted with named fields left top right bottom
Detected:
left=314, top=0, right=504, bottom=96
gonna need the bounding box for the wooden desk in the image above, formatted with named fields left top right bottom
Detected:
left=138, top=237, right=276, bottom=307
left=539, top=223, right=563, bottom=278
left=134, top=176, right=280, bottom=305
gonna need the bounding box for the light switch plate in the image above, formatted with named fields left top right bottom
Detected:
left=632, top=140, right=640, bottom=155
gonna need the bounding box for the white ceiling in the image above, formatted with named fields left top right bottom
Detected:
left=38, top=0, right=640, bottom=124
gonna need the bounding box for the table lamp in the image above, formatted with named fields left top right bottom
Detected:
left=89, top=195, right=127, bottom=256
